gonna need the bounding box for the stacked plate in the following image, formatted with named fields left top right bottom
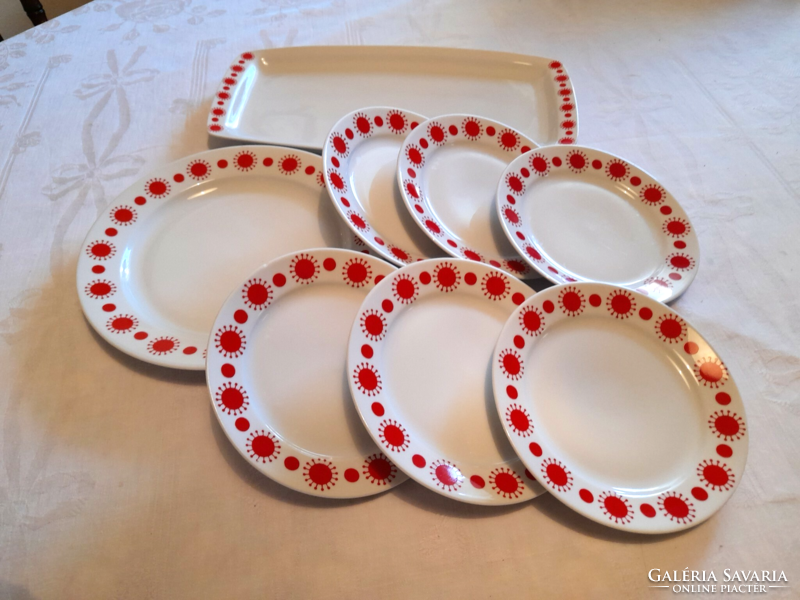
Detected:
left=78, top=47, right=746, bottom=534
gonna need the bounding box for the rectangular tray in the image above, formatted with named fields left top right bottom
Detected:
left=208, top=46, right=577, bottom=151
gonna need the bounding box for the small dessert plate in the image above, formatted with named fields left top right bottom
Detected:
left=493, top=283, right=747, bottom=533
left=77, top=146, right=351, bottom=370
left=348, top=258, right=545, bottom=505
left=323, top=107, right=443, bottom=266
left=207, top=249, right=406, bottom=498
left=396, top=115, right=537, bottom=279
left=496, top=146, right=699, bottom=302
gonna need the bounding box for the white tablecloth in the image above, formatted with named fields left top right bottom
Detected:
left=1, top=1, right=798, bottom=598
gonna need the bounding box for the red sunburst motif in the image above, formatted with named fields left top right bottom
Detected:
left=498, top=348, right=524, bottom=380
left=462, top=248, right=484, bottom=262
left=330, top=132, right=349, bottom=157
left=430, top=459, right=463, bottom=492
left=347, top=210, right=370, bottom=232
left=215, top=382, right=249, bottom=416
left=214, top=325, right=246, bottom=358
left=392, top=274, right=418, bottom=304
left=148, top=336, right=179, bottom=355
left=489, top=468, right=525, bottom=499
left=353, top=111, right=372, bottom=137
left=505, top=172, right=526, bottom=196
left=541, top=458, right=573, bottom=492
left=405, top=144, right=425, bottom=167
left=566, top=149, right=588, bottom=173
left=316, top=171, right=325, bottom=187
left=145, top=178, right=170, bottom=198
left=106, top=314, right=138, bottom=334
left=87, top=241, right=116, bottom=261
left=481, top=272, right=510, bottom=301
left=362, top=453, right=397, bottom=485
left=233, top=150, right=257, bottom=171
left=529, top=152, right=551, bottom=176
left=654, top=314, right=687, bottom=343
left=497, top=128, right=521, bottom=152
left=640, top=183, right=666, bottom=205
left=304, top=458, right=339, bottom=491
left=290, top=253, right=319, bottom=284
left=697, top=459, right=735, bottom=491
left=342, top=257, right=372, bottom=288
left=559, top=286, right=585, bottom=316
left=694, top=357, right=729, bottom=389
left=505, top=403, right=533, bottom=437
left=598, top=491, right=634, bottom=524
left=278, top=154, right=301, bottom=175
left=360, top=309, right=387, bottom=342
left=423, top=218, right=443, bottom=237
left=504, top=259, right=528, bottom=275
left=708, top=410, right=745, bottom=441
left=605, top=160, right=629, bottom=182
left=246, top=430, right=281, bottom=463
left=403, top=178, right=420, bottom=200
left=186, top=159, right=211, bottom=180
left=85, top=279, right=116, bottom=299
left=433, top=262, right=461, bottom=292
left=353, top=363, right=382, bottom=396
left=461, top=118, right=483, bottom=140
left=658, top=491, right=695, bottom=524
left=378, top=419, right=409, bottom=451
left=388, top=245, right=412, bottom=263
left=606, top=289, right=636, bottom=319
left=519, top=305, right=545, bottom=336
left=110, top=205, right=137, bottom=226
left=644, top=276, right=672, bottom=289
left=241, top=278, right=273, bottom=310
left=667, top=252, right=695, bottom=271
left=426, top=121, right=446, bottom=145
left=327, top=168, right=347, bottom=193
left=503, top=206, right=522, bottom=227
left=663, top=218, right=691, bottom=238
left=524, top=245, right=544, bottom=262
left=386, top=110, right=409, bottom=134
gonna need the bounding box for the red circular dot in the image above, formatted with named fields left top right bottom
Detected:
left=371, top=401, right=384, bottom=416
left=579, top=489, right=593, bottom=503
left=217, top=159, right=228, bottom=168
left=716, top=392, right=731, bottom=405
left=543, top=300, right=555, bottom=313
left=174, top=173, right=184, bottom=183
left=412, top=454, right=426, bottom=468
left=684, top=341, right=699, bottom=354
left=102, top=304, right=116, bottom=312
left=512, top=292, right=525, bottom=305
left=183, top=346, right=197, bottom=355
left=134, top=196, right=146, bottom=205
left=361, top=344, right=373, bottom=359
left=470, top=475, right=485, bottom=489
left=419, top=271, right=431, bottom=285
left=374, top=116, right=384, bottom=127
left=235, top=418, right=249, bottom=432
left=105, top=228, right=117, bottom=237
left=669, top=273, right=683, bottom=281
left=640, top=503, right=656, bottom=518
left=234, top=309, right=248, bottom=324
left=323, top=258, right=336, bottom=271
left=486, top=126, right=496, bottom=136
left=692, top=487, right=709, bottom=501
left=263, top=157, right=273, bottom=167
left=514, top=335, right=525, bottom=349
left=589, top=294, right=601, bottom=307
left=382, top=299, right=394, bottom=313
left=674, top=241, right=686, bottom=249
left=407, top=168, right=416, bottom=178
left=419, top=139, right=429, bottom=149
left=221, top=363, right=235, bottom=377
left=134, top=332, right=148, bottom=340
left=92, top=265, right=105, bottom=274
left=552, top=157, right=562, bottom=167
left=520, top=146, right=531, bottom=153
left=345, top=468, right=359, bottom=483
left=464, top=273, right=477, bottom=285
left=284, top=457, right=299, bottom=471
left=304, top=165, right=315, bottom=175
left=639, top=307, right=653, bottom=320
left=529, top=442, right=542, bottom=457
left=660, top=206, right=673, bottom=215
left=273, top=273, right=286, bottom=287
left=717, top=444, right=733, bottom=458
left=374, top=275, right=385, bottom=284
left=448, top=125, right=458, bottom=135
left=506, top=385, right=518, bottom=399
left=592, top=160, right=602, bottom=169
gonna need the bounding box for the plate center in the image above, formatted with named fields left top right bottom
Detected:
left=124, top=177, right=346, bottom=335
left=244, top=283, right=376, bottom=459
left=524, top=177, right=661, bottom=284
left=382, top=293, right=515, bottom=465
left=424, top=142, right=519, bottom=258
left=526, top=317, right=704, bottom=492
left=349, top=137, right=441, bottom=257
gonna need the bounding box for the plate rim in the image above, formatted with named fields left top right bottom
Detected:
left=492, top=281, right=748, bottom=533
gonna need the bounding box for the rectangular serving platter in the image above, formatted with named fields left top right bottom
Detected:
left=208, top=46, right=577, bottom=151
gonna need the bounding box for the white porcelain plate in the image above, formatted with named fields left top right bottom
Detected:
left=207, top=249, right=406, bottom=498
left=497, top=146, right=699, bottom=302
left=77, top=146, right=351, bottom=370
left=208, top=47, right=578, bottom=149
left=348, top=259, right=545, bottom=505
left=397, top=115, right=538, bottom=279
left=493, top=282, right=747, bottom=533
left=323, top=107, right=443, bottom=266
